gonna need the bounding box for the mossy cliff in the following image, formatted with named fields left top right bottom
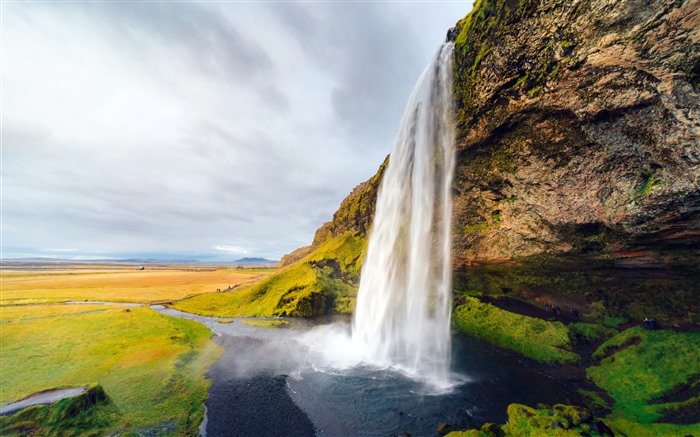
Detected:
left=447, top=0, right=700, bottom=324
left=185, top=0, right=698, bottom=321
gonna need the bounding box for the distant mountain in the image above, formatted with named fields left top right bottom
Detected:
left=2, top=256, right=279, bottom=268
left=231, top=257, right=278, bottom=267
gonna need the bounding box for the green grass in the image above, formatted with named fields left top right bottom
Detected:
left=606, top=418, right=700, bottom=437
left=0, top=305, right=221, bottom=435
left=568, top=322, right=618, bottom=347
left=0, top=383, right=113, bottom=436
left=447, top=403, right=611, bottom=436
left=241, top=319, right=290, bottom=328
left=172, top=232, right=365, bottom=317
left=452, top=297, right=579, bottom=364
left=602, top=316, right=627, bottom=327
left=587, top=327, right=700, bottom=426
left=578, top=389, right=610, bottom=410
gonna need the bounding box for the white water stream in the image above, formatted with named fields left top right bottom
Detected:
left=351, top=42, right=456, bottom=387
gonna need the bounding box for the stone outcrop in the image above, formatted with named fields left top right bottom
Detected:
left=264, top=0, right=700, bottom=322
left=449, top=0, right=700, bottom=264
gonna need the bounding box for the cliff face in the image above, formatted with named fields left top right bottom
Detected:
left=249, top=0, right=699, bottom=322
left=450, top=0, right=700, bottom=263
left=278, top=157, right=387, bottom=268
left=447, top=0, right=700, bottom=324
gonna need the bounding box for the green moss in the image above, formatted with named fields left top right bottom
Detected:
left=445, top=431, right=482, bottom=437
left=602, top=316, right=627, bottom=327
left=607, top=418, right=700, bottom=437
left=453, top=297, right=579, bottom=364
left=568, top=322, right=618, bottom=347
left=450, top=403, right=612, bottom=436
left=460, top=222, right=492, bottom=233
left=634, top=173, right=664, bottom=198
left=241, top=319, right=290, bottom=328
left=331, top=157, right=388, bottom=237
left=452, top=252, right=698, bottom=325
left=587, top=327, right=700, bottom=423
left=0, top=384, right=113, bottom=436
left=459, top=209, right=503, bottom=234
left=451, top=0, right=575, bottom=139
left=578, top=389, right=610, bottom=410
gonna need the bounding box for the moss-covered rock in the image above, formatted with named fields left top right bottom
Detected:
left=0, top=383, right=113, bottom=436
left=453, top=297, right=579, bottom=364
left=447, top=402, right=613, bottom=436
left=587, top=327, right=700, bottom=424
left=446, top=0, right=700, bottom=324
left=232, top=0, right=699, bottom=322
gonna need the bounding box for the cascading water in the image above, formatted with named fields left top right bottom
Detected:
left=352, top=42, right=455, bottom=386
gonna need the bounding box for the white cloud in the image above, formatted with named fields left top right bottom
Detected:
left=215, top=245, right=250, bottom=255
left=2, top=1, right=471, bottom=261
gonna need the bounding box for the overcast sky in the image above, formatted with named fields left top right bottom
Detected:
left=2, top=1, right=471, bottom=261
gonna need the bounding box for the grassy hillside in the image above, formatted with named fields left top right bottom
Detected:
left=172, top=232, right=366, bottom=317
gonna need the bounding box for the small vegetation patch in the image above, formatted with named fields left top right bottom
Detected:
left=241, top=319, right=290, bottom=329
left=633, top=173, right=664, bottom=198
left=453, top=297, right=579, bottom=364
left=568, top=322, right=618, bottom=347
left=578, top=389, right=611, bottom=411
left=0, top=383, right=112, bottom=436
left=587, top=327, right=700, bottom=426
left=446, top=403, right=613, bottom=436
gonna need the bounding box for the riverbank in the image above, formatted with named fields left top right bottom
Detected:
left=449, top=294, right=700, bottom=436
left=156, top=306, right=580, bottom=436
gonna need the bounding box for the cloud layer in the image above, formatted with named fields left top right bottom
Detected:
left=3, top=2, right=469, bottom=261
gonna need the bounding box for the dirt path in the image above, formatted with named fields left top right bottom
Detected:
left=476, top=295, right=582, bottom=324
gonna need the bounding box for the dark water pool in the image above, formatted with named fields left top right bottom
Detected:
left=153, top=307, right=575, bottom=436
left=289, top=332, right=574, bottom=436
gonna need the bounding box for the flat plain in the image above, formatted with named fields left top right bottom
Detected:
left=0, top=267, right=274, bottom=305
left=0, top=265, right=275, bottom=435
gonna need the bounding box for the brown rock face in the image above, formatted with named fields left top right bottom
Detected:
left=450, top=0, right=700, bottom=263
left=277, top=0, right=699, bottom=322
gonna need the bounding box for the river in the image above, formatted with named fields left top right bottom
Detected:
left=153, top=306, right=576, bottom=437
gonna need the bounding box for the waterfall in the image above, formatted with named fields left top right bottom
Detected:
left=352, top=42, right=455, bottom=386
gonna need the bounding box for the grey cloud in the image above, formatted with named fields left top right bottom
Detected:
left=90, top=2, right=274, bottom=81
left=267, top=2, right=460, bottom=150
left=3, top=2, right=469, bottom=260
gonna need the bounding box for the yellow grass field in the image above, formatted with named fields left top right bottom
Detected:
left=0, top=268, right=274, bottom=305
